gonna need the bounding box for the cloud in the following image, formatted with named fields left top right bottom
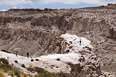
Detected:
left=0, top=0, right=33, bottom=6
left=13, top=7, right=17, bottom=9
left=36, top=0, right=116, bottom=5
left=1, top=9, right=6, bottom=11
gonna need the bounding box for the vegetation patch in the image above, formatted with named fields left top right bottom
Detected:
left=0, top=58, right=9, bottom=64
left=68, top=44, right=70, bottom=46
left=1, top=49, right=10, bottom=53
left=31, top=59, right=34, bottom=62
left=69, top=41, right=72, bottom=44
left=13, top=67, right=21, bottom=76
left=34, top=71, right=85, bottom=77
left=14, top=60, right=18, bottom=64
left=21, top=64, right=25, bottom=68
left=35, top=71, right=59, bottom=77
left=66, top=50, right=70, bottom=53
left=35, top=59, right=39, bottom=61
left=27, top=68, right=35, bottom=73
left=0, top=58, right=13, bottom=72
left=0, top=72, right=6, bottom=77
left=56, top=58, right=60, bottom=61
left=7, top=70, right=15, bottom=76
left=19, top=72, right=32, bottom=77
left=0, top=68, right=3, bottom=72
left=83, top=46, right=92, bottom=51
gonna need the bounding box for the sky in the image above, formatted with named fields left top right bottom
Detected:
left=0, top=0, right=116, bottom=11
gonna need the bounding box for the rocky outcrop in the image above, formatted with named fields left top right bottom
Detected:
left=66, top=50, right=101, bottom=77
left=0, top=25, right=65, bottom=56
left=0, top=4, right=116, bottom=76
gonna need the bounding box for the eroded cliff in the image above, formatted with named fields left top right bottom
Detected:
left=0, top=4, right=116, bottom=76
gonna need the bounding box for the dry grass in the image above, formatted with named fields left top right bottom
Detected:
left=7, top=70, right=15, bottom=76
left=19, top=72, right=32, bottom=77
left=0, top=68, right=3, bottom=72
left=0, top=72, right=6, bottom=77
left=13, top=67, right=21, bottom=76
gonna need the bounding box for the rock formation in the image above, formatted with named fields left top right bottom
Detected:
left=0, top=3, right=116, bottom=76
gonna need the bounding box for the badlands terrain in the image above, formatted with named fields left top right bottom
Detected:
left=0, top=3, right=116, bottom=77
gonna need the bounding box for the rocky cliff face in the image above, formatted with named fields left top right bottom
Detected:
left=0, top=4, right=116, bottom=76
left=0, top=25, right=65, bottom=56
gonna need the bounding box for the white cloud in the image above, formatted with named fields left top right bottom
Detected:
left=0, top=0, right=33, bottom=6
left=36, top=0, right=116, bottom=5
left=2, top=9, right=6, bottom=11
left=13, top=7, right=17, bottom=9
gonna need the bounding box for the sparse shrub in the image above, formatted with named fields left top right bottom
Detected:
left=0, top=58, right=9, bottom=64
left=31, top=59, right=34, bottom=62
left=69, top=41, right=72, bottom=44
left=66, top=50, right=70, bottom=53
left=14, top=60, right=18, bottom=64
left=21, top=64, right=25, bottom=68
left=27, top=68, right=35, bottom=73
left=0, top=58, right=13, bottom=72
left=83, top=46, right=92, bottom=51
left=55, top=72, right=68, bottom=77
left=56, top=58, right=60, bottom=61
left=68, top=44, right=70, bottom=46
left=35, top=59, right=39, bottom=61
left=34, top=70, right=85, bottom=77
left=7, top=70, right=15, bottom=76
left=1, top=49, right=9, bottom=53
left=35, top=71, right=58, bottom=77
left=0, top=72, right=6, bottom=77
left=34, top=67, right=46, bottom=73
left=2, top=66, right=13, bottom=73
left=69, top=46, right=73, bottom=49
left=38, top=72, right=54, bottom=77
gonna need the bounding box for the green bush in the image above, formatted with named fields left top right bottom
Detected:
left=14, top=60, right=18, bottom=64
left=7, top=70, right=15, bottom=76
left=35, top=59, right=39, bottom=61
left=69, top=41, right=72, bottom=44
left=56, top=58, right=60, bottom=61
left=68, top=44, right=70, bottom=46
left=21, top=64, right=25, bottom=68
left=31, top=59, right=34, bottom=62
